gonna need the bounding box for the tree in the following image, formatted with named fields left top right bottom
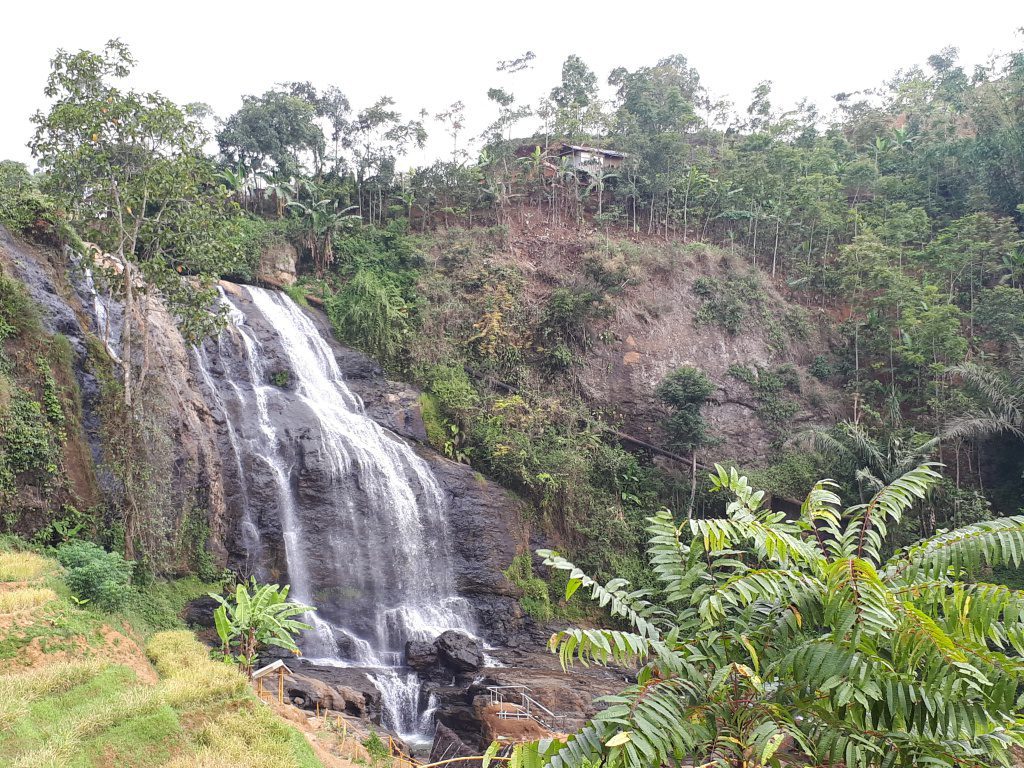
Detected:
left=550, top=54, right=602, bottom=140
left=506, top=463, right=1024, bottom=768
left=656, top=366, right=714, bottom=453
left=29, top=40, right=235, bottom=559
left=216, top=89, right=326, bottom=179
left=211, top=579, right=314, bottom=679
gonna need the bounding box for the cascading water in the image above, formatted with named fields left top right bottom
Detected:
left=195, top=284, right=475, bottom=741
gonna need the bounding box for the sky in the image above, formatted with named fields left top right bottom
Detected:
left=3, top=0, right=1022, bottom=169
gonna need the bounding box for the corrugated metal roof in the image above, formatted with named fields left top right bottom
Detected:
left=560, top=144, right=627, bottom=158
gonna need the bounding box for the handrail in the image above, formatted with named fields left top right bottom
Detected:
left=486, top=684, right=566, bottom=730
left=418, top=757, right=512, bottom=768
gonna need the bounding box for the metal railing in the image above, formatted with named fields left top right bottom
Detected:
left=486, top=685, right=566, bottom=731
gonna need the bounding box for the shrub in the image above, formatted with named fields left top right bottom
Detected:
left=809, top=353, right=834, bottom=381
left=424, top=364, right=479, bottom=415
left=727, top=364, right=800, bottom=440
left=503, top=553, right=552, bottom=622
left=655, top=366, right=714, bottom=452
left=326, top=269, right=409, bottom=366
left=362, top=730, right=392, bottom=762
left=56, top=541, right=133, bottom=610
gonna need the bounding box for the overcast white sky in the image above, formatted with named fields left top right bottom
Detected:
left=3, top=1, right=1022, bottom=168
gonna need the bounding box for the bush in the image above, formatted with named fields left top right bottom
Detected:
left=809, top=354, right=834, bottom=381
left=656, top=366, right=714, bottom=452
left=326, top=269, right=409, bottom=366
left=424, top=364, right=479, bottom=415
left=503, top=553, right=552, bottom=622
left=56, top=541, right=133, bottom=610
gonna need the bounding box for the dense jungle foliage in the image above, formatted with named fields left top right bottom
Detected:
left=0, top=36, right=1023, bottom=605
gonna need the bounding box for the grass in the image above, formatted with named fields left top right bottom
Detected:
left=0, top=545, right=326, bottom=767
left=0, top=550, right=54, bottom=581
left=0, top=587, right=58, bottom=613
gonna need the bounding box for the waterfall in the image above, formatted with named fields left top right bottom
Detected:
left=195, top=284, right=474, bottom=741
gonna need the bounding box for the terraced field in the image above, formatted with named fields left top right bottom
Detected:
left=0, top=548, right=326, bottom=767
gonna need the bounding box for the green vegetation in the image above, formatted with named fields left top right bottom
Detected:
left=655, top=366, right=714, bottom=452
left=503, top=553, right=552, bottom=621
left=0, top=546, right=321, bottom=767
left=211, top=579, right=314, bottom=678
left=728, top=363, right=801, bottom=441
left=56, top=540, right=133, bottom=610
left=509, top=464, right=1024, bottom=768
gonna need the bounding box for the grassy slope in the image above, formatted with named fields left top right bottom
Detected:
left=0, top=548, right=324, bottom=768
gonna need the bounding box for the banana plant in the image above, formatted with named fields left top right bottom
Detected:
left=210, top=578, right=314, bottom=679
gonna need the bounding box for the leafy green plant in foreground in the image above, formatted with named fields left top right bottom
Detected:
left=503, top=463, right=1024, bottom=768
left=210, top=579, right=314, bottom=679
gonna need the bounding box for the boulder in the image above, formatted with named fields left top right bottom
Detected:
left=284, top=663, right=382, bottom=719
left=435, top=630, right=484, bottom=673
left=429, top=722, right=477, bottom=763
left=182, top=595, right=219, bottom=629
left=405, top=639, right=438, bottom=671
left=257, top=241, right=299, bottom=286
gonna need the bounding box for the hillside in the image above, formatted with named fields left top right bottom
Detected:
left=0, top=545, right=336, bottom=767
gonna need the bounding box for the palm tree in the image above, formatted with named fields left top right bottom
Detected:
left=945, top=337, right=1024, bottom=443
left=263, top=177, right=299, bottom=219
left=797, top=419, right=940, bottom=497
left=502, top=463, right=1024, bottom=768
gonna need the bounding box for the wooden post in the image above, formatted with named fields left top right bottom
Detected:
left=278, top=666, right=284, bottom=703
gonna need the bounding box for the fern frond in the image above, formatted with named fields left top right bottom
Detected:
left=706, top=569, right=823, bottom=625
left=823, top=557, right=897, bottom=639
left=898, top=580, right=1024, bottom=654
left=645, top=508, right=707, bottom=607
left=843, top=463, right=942, bottom=563
left=887, top=516, right=1024, bottom=581
left=538, top=550, right=663, bottom=639
left=548, top=629, right=651, bottom=670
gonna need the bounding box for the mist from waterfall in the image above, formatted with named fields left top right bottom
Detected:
left=195, top=284, right=474, bottom=741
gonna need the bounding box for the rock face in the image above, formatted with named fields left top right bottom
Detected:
left=0, top=226, right=103, bottom=515
left=572, top=248, right=839, bottom=463
left=256, top=240, right=299, bottom=286
left=0, top=226, right=226, bottom=558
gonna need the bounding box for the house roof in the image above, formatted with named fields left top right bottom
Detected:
left=559, top=144, right=627, bottom=158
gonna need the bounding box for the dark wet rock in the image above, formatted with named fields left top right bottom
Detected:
left=182, top=595, right=219, bottom=629
left=429, top=684, right=483, bottom=746
left=285, top=659, right=383, bottom=721
left=429, top=722, right=477, bottom=763
left=405, top=640, right=438, bottom=671
left=435, top=631, right=483, bottom=673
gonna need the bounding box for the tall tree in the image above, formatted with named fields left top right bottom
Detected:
left=216, top=89, right=326, bottom=178
left=550, top=54, right=602, bottom=140
left=30, top=39, right=234, bottom=558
